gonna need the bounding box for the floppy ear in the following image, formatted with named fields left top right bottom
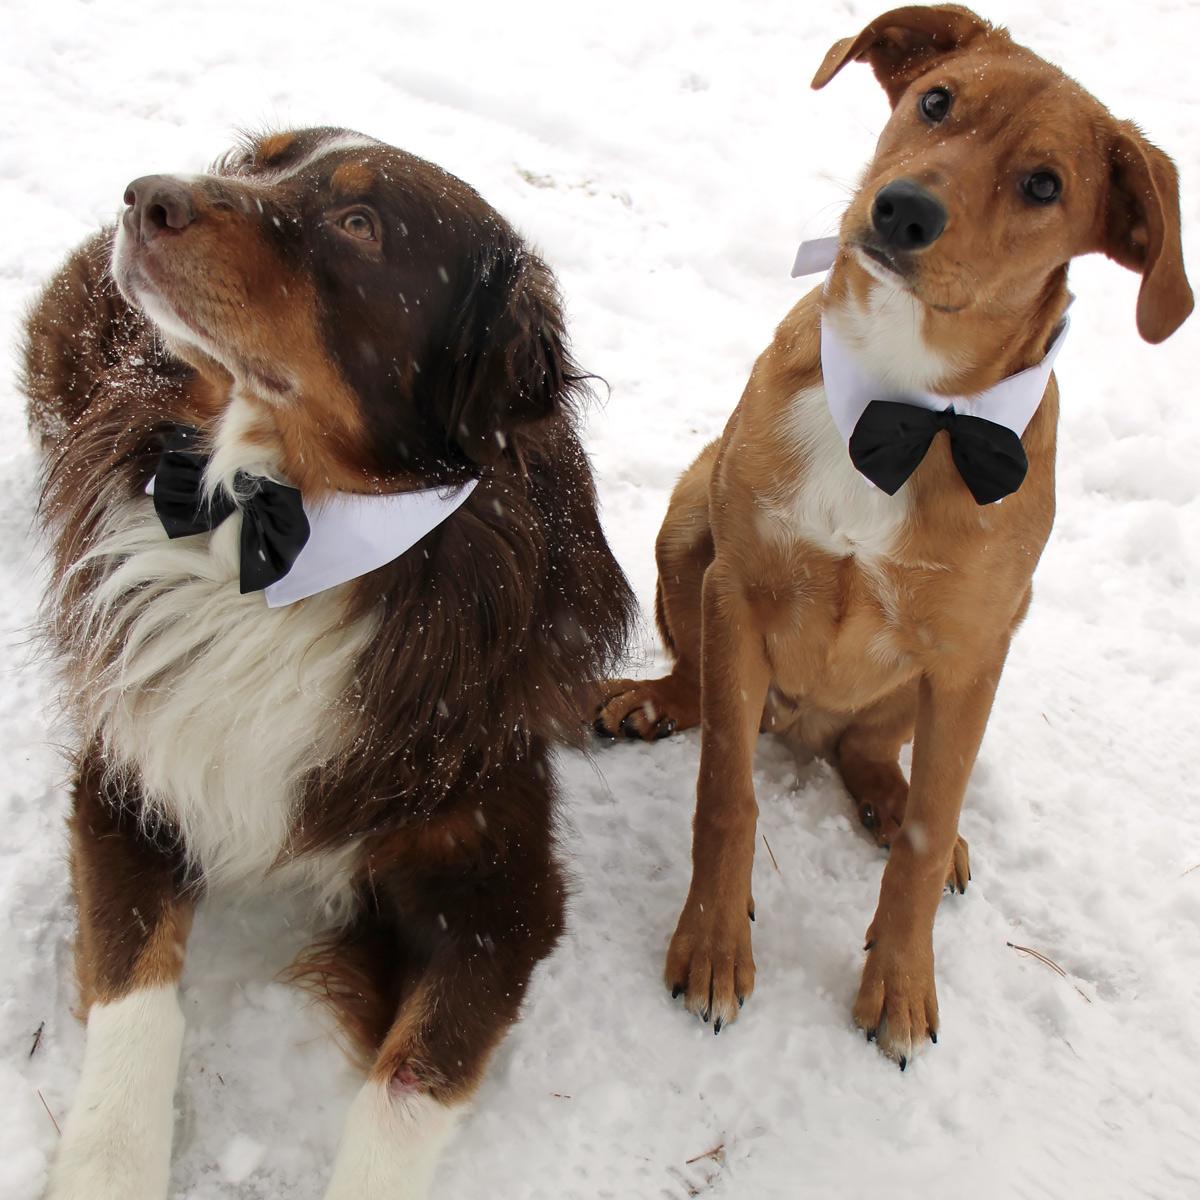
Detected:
left=811, top=5, right=993, bottom=105
left=1101, top=123, right=1194, bottom=344
left=433, top=244, right=573, bottom=466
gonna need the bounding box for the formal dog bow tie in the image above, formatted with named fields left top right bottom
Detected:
left=792, top=237, right=1070, bottom=505
left=152, top=427, right=309, bottom=594
left=148, top=425, right=478, bottom=605
left=848, top=402, right=1028, bottom=505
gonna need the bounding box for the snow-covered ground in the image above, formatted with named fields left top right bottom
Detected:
left=3, top=1, right=1199, bottom=1196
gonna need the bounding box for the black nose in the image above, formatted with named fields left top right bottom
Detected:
left=123, top=175, right=197, bottom=241
left=871, top=179, right=947, bottom=251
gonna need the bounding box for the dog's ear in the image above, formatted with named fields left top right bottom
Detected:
left=811, top=5, right=993, bottom=105
left=432, top=244, right=573, bottom=467
left=1100, top=123, right=1193, bottom=344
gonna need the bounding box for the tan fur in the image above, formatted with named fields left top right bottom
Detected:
left=114, top=200, right=375, bottom=496
left=331, top=161, right=377, bottom=195
left=598, top=6, right=1192, bottom=1058
left=256, top=131, right=298, bottom=163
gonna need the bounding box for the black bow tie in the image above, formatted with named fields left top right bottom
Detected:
left=152, top=426, right=310, bottom=593
left=848, top=401, right=1029, bottom=506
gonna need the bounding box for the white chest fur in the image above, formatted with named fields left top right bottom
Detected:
left=760, top=381, right=911, bottom=560
left=756, top=280, right=961, bottom=560
left=66, top=408, right=377, bottom=902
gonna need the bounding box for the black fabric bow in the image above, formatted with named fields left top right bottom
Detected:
left=847, top=401, right=1029, bottom=506
left=152, top=426, right=310, bottom=594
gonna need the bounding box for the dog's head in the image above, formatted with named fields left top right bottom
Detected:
left=112, top=128, right=574, bottom=491
left=813, top=5, right=1193, bottom=343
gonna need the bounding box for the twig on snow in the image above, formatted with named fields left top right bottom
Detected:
left=1006, top=941, right=1092, bottom=1003
left=37, top=1089, right=61, bottom=1136
left=762, top=835, right=782, bottom=876
left=685, top=1142, right=725, bottom=1167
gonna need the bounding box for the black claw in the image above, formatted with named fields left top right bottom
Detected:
left=861, top=804, right=878, bottom=830
left=863, top=939, right=876, bottom=952
left=618, top=714, right=640, bottom=739
left=866, top=1028, right=877, bottom=1043
left=748, top=910, right=756, bottom=923
left=671, top=984, right=684, bottom=999
left=930, top=1031, right=938, bottom=1044
left=737, top=995, right=745, bottom=1009
left=714, top=1017, right=723, bottom=1035
left=700, top=1008, right=710, bottom=1024
left=899, top=1055, right=907, bottom=1072
left=592, top=717, right=615, bottom=740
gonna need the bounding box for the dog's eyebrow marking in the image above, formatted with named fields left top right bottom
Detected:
left=257, top=132, right=298, bottom=164
left=331, top=161, right=377, bottom=195
left=252, top=133, right=381, bottom=184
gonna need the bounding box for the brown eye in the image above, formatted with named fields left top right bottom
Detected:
left=1022, top=171, right=1062, bottom=205
left=337, top=209, right=378, bottom=241
left=919, top=87, right=952, bottom=123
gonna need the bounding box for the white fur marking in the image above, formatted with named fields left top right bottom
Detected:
left=67, top=397, right=375, bottom=903
left=761, top=383, right=911, bottom=560
left=323, top=1083, right=464, bottom=1200
left=830, top=269, right=966, bottom=391
left=251, top=132, right=381, bottom=184
left=45, top=986, right=184, bottom=1200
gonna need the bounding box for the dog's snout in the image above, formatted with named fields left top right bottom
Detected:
left=123, top=175, right=197, bottom=241
left=871, top=179, right=947, bottom=251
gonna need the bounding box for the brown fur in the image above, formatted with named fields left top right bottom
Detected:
left=596, top=7, right=1191, bottom=1059
left=23, top=128, right=635, bottom=1113
left=69, top=746, right=195, bottom=1009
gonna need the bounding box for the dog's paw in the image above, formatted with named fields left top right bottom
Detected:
left=852, top=935, right=938, bottom=1069
left=664, top=896, right=755, bottom=1033
left=856, top=795, right=903, bottom=848
left=593, top=677, right=692, bottom=741
left=944, top=835, right=971, bottom=896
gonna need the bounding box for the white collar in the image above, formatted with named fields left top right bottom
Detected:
left=793, top=237, right=1069, bottom=449
left=147, top=475, right=478, bottom=607
left=263, top=479, right=478, bottom=606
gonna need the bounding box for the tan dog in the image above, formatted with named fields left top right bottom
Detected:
left=596, top=4, right=1192, bottom=1064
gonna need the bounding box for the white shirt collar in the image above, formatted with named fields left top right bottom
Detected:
left=793, top=237, right=1069, bottom=449
left=147, top=475, right=478, bottom=607
left=262, top=479, right=478, bottom=607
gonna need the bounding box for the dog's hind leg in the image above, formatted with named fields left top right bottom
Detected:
left=312, top=756, right=566, bottom=1200
left=835, top=689, right=917, bottom=850
left=46, top=748, right=195, bottom=1200
left=595, top=441, right=716, bottom=740
left=835, top=688, right=970, bottom=895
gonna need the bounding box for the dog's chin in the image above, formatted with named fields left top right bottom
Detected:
left=112, top=231, right=287, bottom=401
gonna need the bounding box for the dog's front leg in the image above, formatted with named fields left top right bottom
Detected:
left=665, top=559, right=771, bottom=1030
left=46, top=751, right=195, bottom=1200
left=321, top=762, right=565, bottom=1200
left=853, top=651, right=1007, bottom=1065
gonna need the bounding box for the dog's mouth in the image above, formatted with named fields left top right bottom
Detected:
left=846, top=241, right=970, bottom=315
left=848, top=241, right=910, bottom=284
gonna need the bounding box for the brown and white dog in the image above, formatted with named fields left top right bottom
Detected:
left=596, top=6, right=1192, bottom=1063
left=22, top=127, right=634, bottom=1199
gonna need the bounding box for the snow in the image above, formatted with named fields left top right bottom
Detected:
left=2, top=1, right=1199, bottom=1197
